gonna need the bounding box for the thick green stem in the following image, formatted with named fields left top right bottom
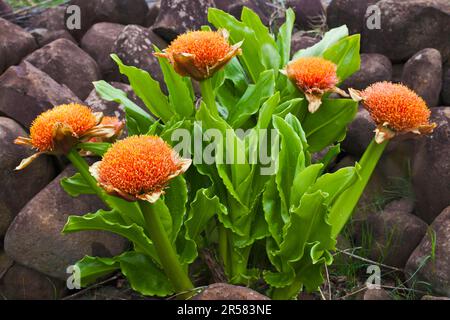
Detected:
left=200, top=78, right=219, bottom=117
left=139, top=201, right=194, bottom=294
left=66, top=149, right=109, bottom=205
left=218, top=225, right=230, bottom=276
left=328, top=139, right=389, bottom=238
left=230, top=245, right=250, bottom=284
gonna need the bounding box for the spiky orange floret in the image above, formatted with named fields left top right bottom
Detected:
left=30, top=103, right=97, bottom=151
left=98, top=136, right=180, bottom=195
left=166, top=31, right=232, bottom=69
left=100, top=116, right=120, bottom=126
left=361, top=82, right=431, bottom=131
left=287, top=57, right=339, bottom=91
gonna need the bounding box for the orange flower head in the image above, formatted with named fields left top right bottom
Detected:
left=351, top=82, right=437, bottom=143
left=92, top=135, right=191, bottom=202
left=30, top=103, right=97, bottom=152
left=155, top=29, right=242, bottom=80
left=284, top=57, right=346, bottom=113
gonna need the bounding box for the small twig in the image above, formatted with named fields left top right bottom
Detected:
left=324, top=264, right=332, bottom=300
left=380, top=285, right=429, bottom=295
left=335, top=248, right=402, bottom=272
left=338, top=286, right=367, bottom=300
left=200, top=248, right=227, bottom=283
left=62, top=274, right=120, bottom=300
left=318, top=287, right=327, bottom=301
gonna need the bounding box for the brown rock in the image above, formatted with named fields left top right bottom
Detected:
left=291, top=33, right=320, bottom=55
left=405, top=206, right=450, bottom=297
left=0, top=61, right=82, bottom=128
left=0, top=264, right=66, bottom=299
left=193, top=283, right=270, bottom=300
left=342, top=53, right=392, bottom=90
left=30, top=28, right=77, bottom=47
left=412, top=107, right=450, bottom=223
left=362, top=0, right=450, bottom=62
left=421, top=295, right=450, bottom=300
left=363, top=288, right=391, bottom=300
left=287, top=0, right=325, bottom=30
left=341, top=107, right=376, bottom=156
left=28, top=6, right=67, bottom=32
left=111, top=25, right=166, bottom=83
left=0, top=18, right=37, bottom=74
left=214, top=0, right=272, bottom=26
left=152, top=0, right=214, bottom=42
left=0, top=117, right=56, bottom=237
left=365, top=199, right=428, bottom=268
left=442, top=63, right=450, bottom=105
left=144, top=2, right=160, bottom=27
left=402, top=48, right=442, bottom=108
left=4, top=166, right=129, bottom=280
left=25, top=38, right=100, bottom=100
left=327, top=0, right=378, bottom=35
left=81, top=22, right=125, bottom=79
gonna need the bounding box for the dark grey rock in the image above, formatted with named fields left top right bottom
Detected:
left=342, top=53, right=392, bottom=90
left=327, top=0, right=378, bottom=35
left=291, top=33, right=321, bottom=55
left=287, top=0, right=325, bottom=30
left=193, top=283, right=270, bottom=300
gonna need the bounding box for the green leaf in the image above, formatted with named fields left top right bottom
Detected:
left=292, top=25, right=349, bottom=59
left=289, top=164, right=323, bottom=209
left=241, top=7, right=281, bottom=71
left=93, top=80, right=154, bottom=135
left=277, top=8, right=295, bottom=68
left=154, top=47, right=195, bottom=118
left=323, top=34, right=361, bottom=82
left=263, top=177, right=284, bottom=245
left=60, top=173, right=96, bottom=197
left=164, top=176, right=187, bottom=242
left=228, top=69, right=275, bottom=128
left=111, top=54, right=174, bottom=122
left=76, top=142, right=111, bottom=157
left=302, top=99, right=358, bottom=153
left=208, top=8, right=264, bottom=82
left=74, top=255, right=120, bottom=287
left=63, top=209, right=157, bottom=261
left=119, top=251, right=174, bottom=297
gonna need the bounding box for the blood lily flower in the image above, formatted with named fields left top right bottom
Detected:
left=90, top=135, right=191, bottom=203
left=283, top=56, right=348, bottom=113
left=14, top=103, right=118, bottom=170
left=154, top=29, right=242, bottom=81
left=89, top=116, right=125, bottom=142
left=349, top=82, right=437, bottom=143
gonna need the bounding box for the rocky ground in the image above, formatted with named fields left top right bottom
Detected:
left=0, top=0, right=449, bottom=300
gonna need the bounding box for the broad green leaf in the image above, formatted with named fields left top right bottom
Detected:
left=110, top=55, right=174, bottom=122
left=292, top=25, right=348, bottom=59
left=228, top=70, right=275, bottom=128
left=263, top=177, right=284, bottom=245
left=289, top=164, right=323, bottom=209
left=77, top=142, right=111, bottom=157
left=164, top=176, right=187, bottom=242
left=119, top=251, right=174, bottom=297
left=302, top=99, right=358, bottom=153
left=323, top=34, right=361, bottom=82
left=74, top=255, right=120, bottom=287
left=241, top=7, right=281, bottom=71
left=257, top=92, right=281, bottom=130
left=154, top=47, right=195, bottom=118
left=60, top=173, right=95, bottom=197
left=208, top=8, right=264, bottom=82
left=277, top=8, right=295, bottom=68
left=94, top=80, right=154, bottom=135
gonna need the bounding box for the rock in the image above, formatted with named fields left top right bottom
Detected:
left=29, top=6, right=67, bottom=32
left=144, top=2, right=160, bottom=27
left=364, top=199, right=428, bottom=268
left=0, top=0, right=12, bottom=19
left=327, top=0, right=378, bottom=35
left=363, top=288, right=391, bottom=300
left=193, top=283, right=270, bottom=300
left=362, top=0, right=450, bottom=62
left=421, top=295, right=450, bottom=300
left=25, top=39, right=100, bottom=100
left=67, top=0, right=150, bottom=40
left=406, top=206, right=450, bottom=297
left=81, top=22, right=125, bottom=79
left=287, top=0, right=325, bottom=30
left=85, top=82, right=145, bottom=118
left=391, top=64, right=404, bottom=83
left=4, top=166, right=129, bottom=280
left=0, top=264, right=66, bottom=299
left=342, top=54, right=392, bottom=90
left=152, top=0, right=214, bottom=42
left=402, top=48, right=442, bottom=108
left=0, top=61, right=82, bottom=128
left=0, top=18, right=37, bottom=74
left=0, top=250, right=13, bottom=276
left=291, top=33, right=320, bottom=54
left=412, top=107, right=450, bottom=223
left=341, top=107, right=376, bottom=156
left=0, top=117, right=56, bottom=237
left=215, top=0, right=274, bottom=26
left=111, top=25, right=166, bottom=83
left=30, top=28, right=77, bottom=47
left=442, top=64, right=450, bottom=105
